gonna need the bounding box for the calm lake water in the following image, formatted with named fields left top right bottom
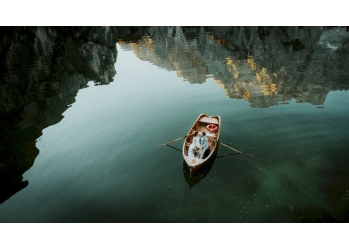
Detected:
left=1, top=27, right=349, bottom=222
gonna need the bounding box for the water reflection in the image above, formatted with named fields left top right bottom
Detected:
left=182, top=143, right=218, bottom=189
left=119, top=26, right=349, bottom=108
left=183, top=161, right=212, bottom=189
left=0, top=27, right=118, bottom=203
left=1, top=27, right=349, bottom=223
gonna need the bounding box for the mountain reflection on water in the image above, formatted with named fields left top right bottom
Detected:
left=0, top=27, right=118, bottom=203
left=1, top=26, right=349, bottom=222
left=119, top=26, right=349, bottom=108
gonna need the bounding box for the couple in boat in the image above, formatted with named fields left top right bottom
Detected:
left=188, top=131, right=208, bottom=159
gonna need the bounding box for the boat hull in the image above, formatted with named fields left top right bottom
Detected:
left=183, top=141, right=219, bottom=175
left=182, top=114, right=221, bottom=173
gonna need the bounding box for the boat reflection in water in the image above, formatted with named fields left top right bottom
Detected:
left=182, top=143, right=219, bottom=189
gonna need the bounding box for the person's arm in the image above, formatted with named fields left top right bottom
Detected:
left=195, top=138, right=202, bottom=152
left=203, top=137, right=208, bottom=148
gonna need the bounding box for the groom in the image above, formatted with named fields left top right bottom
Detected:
left=199, top=132, right=208, bottom=159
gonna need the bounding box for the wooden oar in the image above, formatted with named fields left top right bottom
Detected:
left=220, top=142, right=253, bottom=157
left=157, top=135, right=187, bottom=146
left=165, top=144, right=182, bottom=152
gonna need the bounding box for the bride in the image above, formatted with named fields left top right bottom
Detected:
left=188, top=131, right=202, bottom=159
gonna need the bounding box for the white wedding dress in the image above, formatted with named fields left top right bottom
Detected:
left=188, top=136, right=201, bottom=159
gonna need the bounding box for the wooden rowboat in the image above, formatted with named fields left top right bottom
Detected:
left=182, top=145, right=218, bottom=189
left=182, top=114, right=221, bottom=173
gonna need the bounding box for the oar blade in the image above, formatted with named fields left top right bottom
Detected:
left=220, top=142, right=253, bottom=157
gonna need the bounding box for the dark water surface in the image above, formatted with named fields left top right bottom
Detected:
left=1, top=27, right=349, bottom=222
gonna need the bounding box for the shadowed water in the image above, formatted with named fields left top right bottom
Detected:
left=0, top=26, right=349, bottom=222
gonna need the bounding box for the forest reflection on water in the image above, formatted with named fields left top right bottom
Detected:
left=1, top=26, right=349, bottom=223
